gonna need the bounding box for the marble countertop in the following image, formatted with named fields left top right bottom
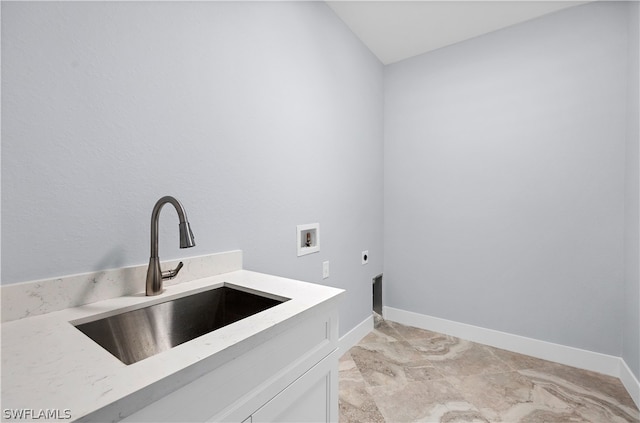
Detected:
left=1, top=270, right=344, bottom=421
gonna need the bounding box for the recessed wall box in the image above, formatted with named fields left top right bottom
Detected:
left=297, top=223, right=320, bottom=256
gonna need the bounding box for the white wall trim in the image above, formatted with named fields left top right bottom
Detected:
left=338, top=315, right=374, bottom=354
left=384, top=306, right=639, bottom=408
left=620, top=358, right=640, bottom=409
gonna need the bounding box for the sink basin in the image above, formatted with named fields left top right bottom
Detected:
left=74, top=285, right=289, bottom=365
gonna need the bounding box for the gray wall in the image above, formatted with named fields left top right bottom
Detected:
left=624, top=1, right=640, bottom=380
left=2, top=0, right=636, bottom=368
left=384, top=2, right=628, bottom=356
left=1, top=1, right=384, bottom=337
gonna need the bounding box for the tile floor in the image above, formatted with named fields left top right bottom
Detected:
left=339, top=317, right=640, bottom=422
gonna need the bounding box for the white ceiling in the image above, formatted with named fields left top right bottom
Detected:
left=326, top=1, right=590, bottom=64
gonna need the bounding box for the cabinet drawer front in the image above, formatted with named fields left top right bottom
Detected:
left=251, top=350, right=338, bottom=423
left=123, top=310, right=337, bottom=422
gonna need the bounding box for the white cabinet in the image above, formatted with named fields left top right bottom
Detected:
left=249, top=350, right=338, bottom=423
left=121, top=304, right=340, bottom=423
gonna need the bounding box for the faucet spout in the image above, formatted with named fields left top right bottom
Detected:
left=145, top=196, right=195, bottom=296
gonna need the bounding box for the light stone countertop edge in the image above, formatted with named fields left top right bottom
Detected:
left=0, top=269, right=345, bottom=422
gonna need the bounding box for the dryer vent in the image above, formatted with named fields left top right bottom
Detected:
left=373, top=273, right=382, bottom=316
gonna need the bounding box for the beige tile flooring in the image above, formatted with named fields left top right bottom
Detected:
left=339, top=318, right=640, bottom=422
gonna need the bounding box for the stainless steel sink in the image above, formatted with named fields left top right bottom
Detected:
left=74, top=285, right=288, bottom=365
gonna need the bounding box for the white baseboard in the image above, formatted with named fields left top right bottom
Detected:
left=338, top=315, right=374, bottom=354
left=620, top=359, right=640, bottom=409
left=383, top=306, right=640, bottom=409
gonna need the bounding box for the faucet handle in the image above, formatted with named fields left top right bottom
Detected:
left=162, top=261, right=184, bottom=281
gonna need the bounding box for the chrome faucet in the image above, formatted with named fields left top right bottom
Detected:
left=145, top=196, right=196, bottom=296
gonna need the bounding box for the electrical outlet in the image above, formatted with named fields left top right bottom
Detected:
left=322, top=261, right=330, bottom=279
left=362, top=250, right=369, bottom=265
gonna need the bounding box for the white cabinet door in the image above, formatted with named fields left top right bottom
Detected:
left=251, top=351, right=338, bottom=423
